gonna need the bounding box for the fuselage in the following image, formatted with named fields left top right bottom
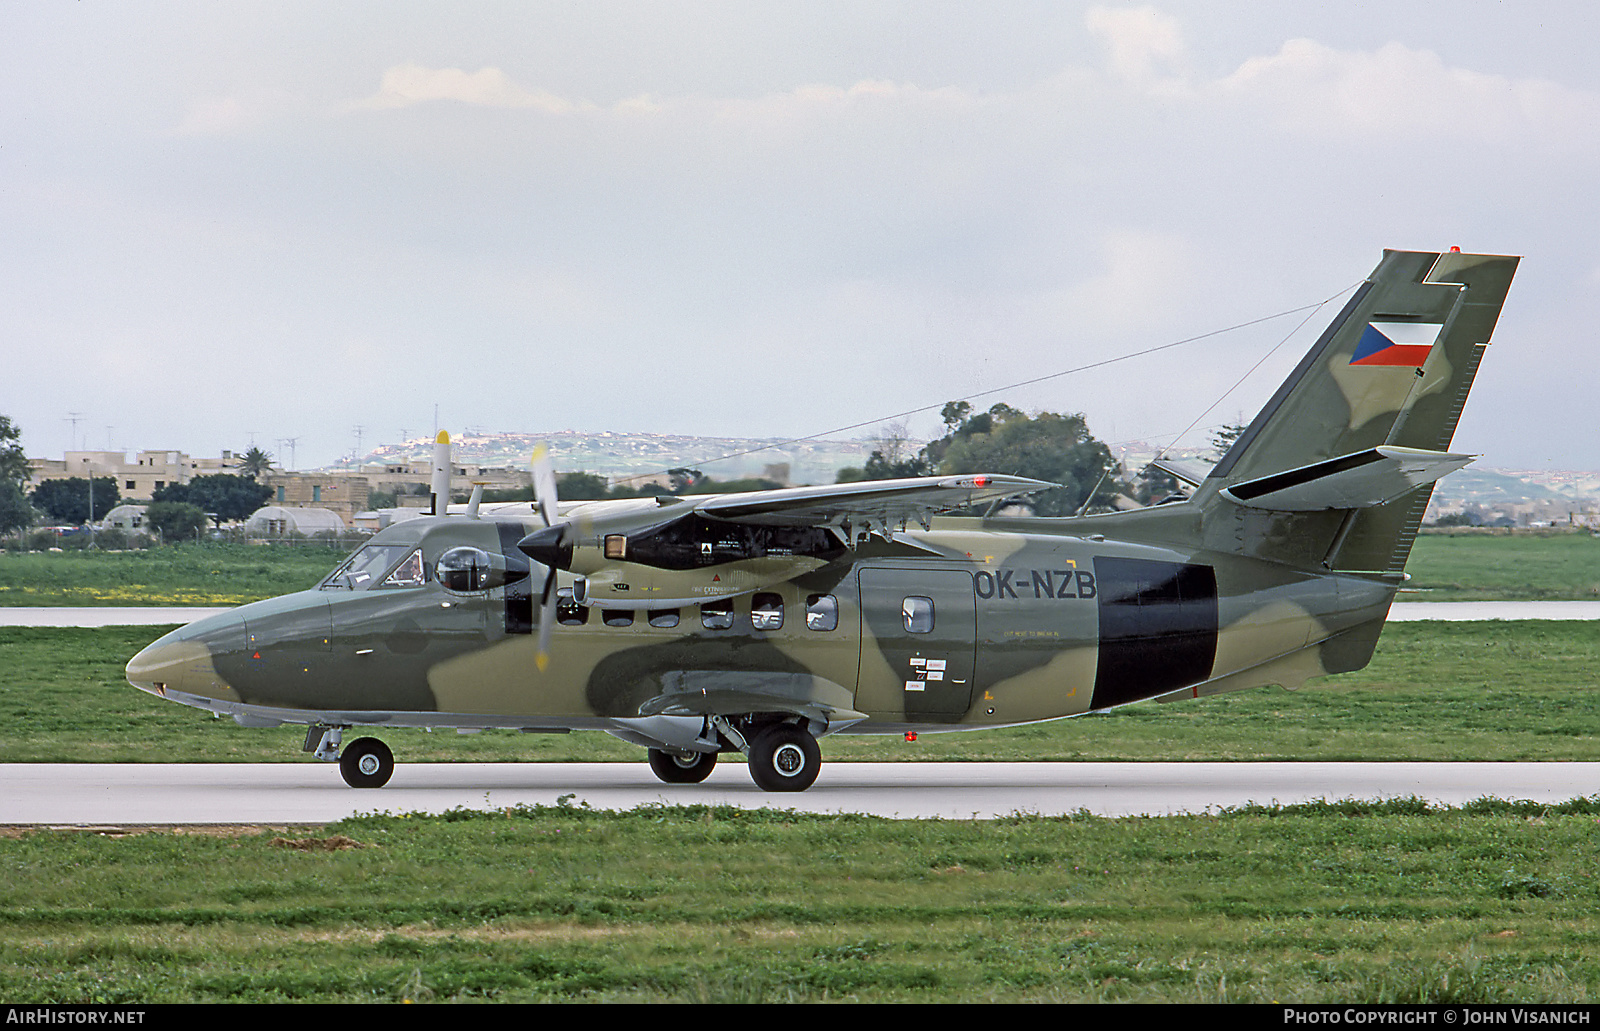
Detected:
left=126, top=505, right=1396, bottom=737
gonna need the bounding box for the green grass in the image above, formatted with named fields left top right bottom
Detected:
left=3, top=800, right=1599, bottom=1003
left=1404, top=529, right=1600, bottom=601
left=3, top=621, right=1598, bottom=764
left=0, top=541, right=338, bottom=606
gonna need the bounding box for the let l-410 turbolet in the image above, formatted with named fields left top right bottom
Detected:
left=127, top=248, right=1519, bottom=791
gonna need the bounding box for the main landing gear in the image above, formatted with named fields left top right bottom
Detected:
left=647, top=747, right=718, bottom=784
left=746, top=723, right=821, bottom=792
left=644, top=719, right=822, bottom=793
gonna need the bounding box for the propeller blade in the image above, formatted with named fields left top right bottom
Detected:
left=530, top=444, right=559, bottom=528
left=535, top=565, right=557, bottom=672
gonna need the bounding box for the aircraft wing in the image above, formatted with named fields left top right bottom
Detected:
left=692, top=474, right=1058, bottom=530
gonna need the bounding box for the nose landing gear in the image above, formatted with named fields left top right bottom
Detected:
left=339, top=737, right=394, bottom=788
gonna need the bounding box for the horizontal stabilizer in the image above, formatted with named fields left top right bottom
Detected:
left=1149, top=457, right=1213, bottom=488
left=1221, top=446, right=1473, bottom=512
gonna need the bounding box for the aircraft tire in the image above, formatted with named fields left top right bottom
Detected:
left=339, top=737, right=394, bottom=789
left=647, top=748, right=718, bottom=784
left=747, top=724, right=820, bottom=792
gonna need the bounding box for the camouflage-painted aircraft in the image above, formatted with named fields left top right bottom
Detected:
left=127, top=248, right=1519, bottom=791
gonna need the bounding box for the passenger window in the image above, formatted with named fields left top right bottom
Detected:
left=648, top=609, right=680, bottom=628
left=603, top=609, right=634, bottom=628
left=701, top=598, right=733, bottom=630
left=806, top=594, right=838, bottom=632
left=752, top=593, right=783, bottom=631
left=556, top=587, right=589, bottom=626
left=903, top=596, right=934, bottom=633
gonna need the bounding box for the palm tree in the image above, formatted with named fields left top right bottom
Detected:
left=240, top=446, right=274, bottom=481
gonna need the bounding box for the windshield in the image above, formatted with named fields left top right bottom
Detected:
left=320, top=544, right=424, bottom=590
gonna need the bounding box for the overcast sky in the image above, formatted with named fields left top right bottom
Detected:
left=5, top=1, right=1597, bottom=475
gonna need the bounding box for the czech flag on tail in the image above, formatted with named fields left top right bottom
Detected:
left=1349, top=321, right=1444, bottom=367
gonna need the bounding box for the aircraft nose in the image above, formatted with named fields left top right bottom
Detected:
left=126, top=612, right=243, bottom=703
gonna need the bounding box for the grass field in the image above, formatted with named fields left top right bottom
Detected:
left=1403, top=530, right=1600, bottom=601
left=0, top=542, right=337, bottom=607
left=3, top=799, right=1599, bottom=1003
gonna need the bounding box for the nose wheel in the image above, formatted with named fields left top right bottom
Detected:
left=339, top=737, right=394, bottom=788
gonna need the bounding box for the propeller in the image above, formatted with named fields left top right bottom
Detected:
left=529, top=446, right=560, bottom=672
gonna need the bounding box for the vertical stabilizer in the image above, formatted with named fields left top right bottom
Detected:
left=1198, top=249, right=1519, bottom=572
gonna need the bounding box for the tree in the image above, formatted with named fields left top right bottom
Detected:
left=835, top=401, right=1117, bottom=515
left=556, top=472, right=613, bottom=500
left=1212, top=423, right=1248, bottom=459
left=937, top=409, right=1115, bottom=516
left=0, top=480, right=32, bottom=538
left=0, top=416, right=28, bottom=492
left=154, top=474, right=272, bottom=527
left=239, top=447, right=274, bottom=480
left=666, top=468, right=707, bottom=493
left=145, top=501, right=208, bottom=541
left=30, top=477, right=120, bottom=525
left=1130, top=465, right=1181, bottom=506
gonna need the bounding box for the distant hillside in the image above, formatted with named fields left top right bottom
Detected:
left=336, top=431, right=887, bottom=486
left=1430, top=468, right=1572, bottom=504
left=327, top=430, right=1600, bottom=502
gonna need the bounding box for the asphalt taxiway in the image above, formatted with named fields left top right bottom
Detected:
left=4, top=761, right=1595, bottom=825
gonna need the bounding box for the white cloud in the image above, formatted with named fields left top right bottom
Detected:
left=1216, top=38, right=1600, bottom=147
left=1085, top=5, right=1187, bottom=85
left=346, top=65, right=587, bottom=113
left=1051, top=229, right=1204, bottom=337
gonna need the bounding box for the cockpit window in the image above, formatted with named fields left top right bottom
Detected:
left=320, top=545, right=425, bottom=590
left=382, top=550, right=427, bottom=588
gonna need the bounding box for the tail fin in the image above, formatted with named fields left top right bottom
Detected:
left=1197, top=249, right=1519, bottom=574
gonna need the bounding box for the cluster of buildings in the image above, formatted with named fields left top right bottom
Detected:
left=28, top=442, right=1600, bottom=535
left=26, top=449, right=533, bottom=533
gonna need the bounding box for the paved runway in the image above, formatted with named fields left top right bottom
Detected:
left=4, top=761, right=1595, bottom=825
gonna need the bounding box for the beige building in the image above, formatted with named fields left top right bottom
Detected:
left=29, top=450, right=244, bottom=501
left=262, top=473, right=371, bottom=526
left=330, top=460, right=531, bottom=498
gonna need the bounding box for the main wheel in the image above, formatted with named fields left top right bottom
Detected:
left=647, top=748, right=718, bottom=784
left=339, top=737, right=394, bottom=788
left=746, top=723, right=820, bottom=792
